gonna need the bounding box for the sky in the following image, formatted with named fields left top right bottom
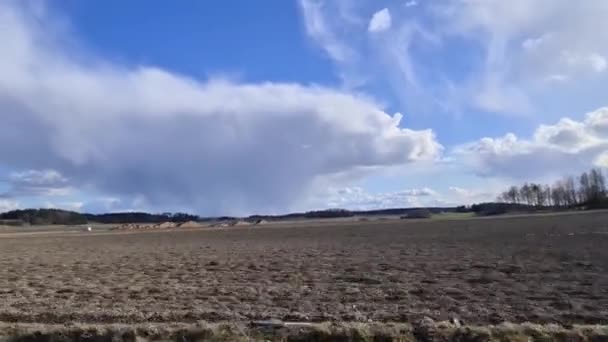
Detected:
left=1, top=0, right=607, bottom=215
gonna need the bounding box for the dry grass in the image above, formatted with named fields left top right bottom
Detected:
left=1, top=321, right=608, bottom=341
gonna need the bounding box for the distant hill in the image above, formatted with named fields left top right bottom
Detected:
left=0, top=209, right=198, bottom=226
left=0, top=203, right=556, bottom=226
left=247, top=207, right=462, bottom=221
left=0, top=209, right=88, bottom=225
left=85, top=212, right=199, bottom=224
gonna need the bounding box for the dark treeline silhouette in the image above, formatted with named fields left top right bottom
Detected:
left=469, top=202, right=536, bottom=216
left=85, top=212, right=199, bottom=224
left=247, top=207, right=457, bottom=221
left=1, top=207, right=461, bottom=226
left=497, top=168, right=608, bottom=209
left=0, top=209, right=88, bottom=225
left=0, top=209, right=199, bottom=226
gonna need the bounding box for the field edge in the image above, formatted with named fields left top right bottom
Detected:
left=1, top=321, right=608, bottom=341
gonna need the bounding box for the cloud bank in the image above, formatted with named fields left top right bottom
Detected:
left=0, top=2, right=440, bottom=215
left=3, top=170, right=71, bottom=197
left=455, top=108, right=608, bottom=179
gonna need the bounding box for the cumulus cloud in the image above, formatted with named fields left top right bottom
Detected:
left=595, top=152, right=608, bottom=168
left=401, top=187, right=436, bottom=196
left=0, top=200, right=19, bottom=213
left=321, top=185, right=501, bottom=209
left=455, top=107, right=608, bottom=179
left=368, top=8, right=392, bottom=33
left=0, top=2, right=441, bottom=215
left=447, top=186, right=494, bottom=204
left=589, top=54, right=608, bottom=73
left=561, top=52, right=608, bottom=73
left=322, top=186, right=439, bottom=210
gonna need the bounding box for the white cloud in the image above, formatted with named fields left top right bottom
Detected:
left=400, top=187, right=436, bottom=196
left=299, top=0, right=446, bottom=114
left=473, top=81, right=533, bottom=114
left=562, top=51, right=608, bottom=73
left=595, top=152, right=608, bottom=168
left=448, top=186, right=472, bottom=197
left=546, top=74, right=568, bottom=82
left=0, top=200, right=19, bottom=213
left=455, top=107, right=608, bottom=179
left=534, top=118, right=600, bottom=152
left=80, top=197, right=134, bottom=213
left=447, top=186, right=494, bottom=203
left=368, top=8, right=392, bottom=33
left=3, top=169, right=72, bottom=197
left=319, top=184, right=501, bottom=209
left=9, top=170, right=67, bottom=186
left=0, top=3, right=441, bottom=215
left=323, top=186, right=439, bottom=209
left=299, top=0, right=355, bottom=62
left=522, top=35, right=548, bottom=50
left=42, top=201, right=83, bottom=211
left=441, top=0, right=608, bottom=111
left=405, top=1, right=417, bottom=8
left=588, top=54, right=607, bottom=73
left=301, top=0, right=608, bottom=116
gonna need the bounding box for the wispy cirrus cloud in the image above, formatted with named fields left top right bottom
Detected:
left=299, top=0, right=608, bottom=116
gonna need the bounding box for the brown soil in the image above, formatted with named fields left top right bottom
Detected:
left=113, top=222, right=186, bottom=231
left=1, top=211, right=607, bottom=325
left=178, top=221, right=205, bottom=229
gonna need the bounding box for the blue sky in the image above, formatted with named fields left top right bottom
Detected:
left=1, top=0, right=607, bottom=215
left=56, top=1, right=335, bottom=84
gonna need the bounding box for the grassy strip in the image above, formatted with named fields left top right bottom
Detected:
left=1, top=321, right=608, bottom=341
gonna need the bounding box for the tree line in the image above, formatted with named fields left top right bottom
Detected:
left=497, top=168, right=607, bottom=208
left=0, top=209, right=88, bottom=225
left=1, top=207, right=463, bottom=226
left=0, top=209, right=200, bottom=226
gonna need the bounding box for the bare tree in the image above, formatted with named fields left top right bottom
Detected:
left=589, top=168, right=607, bottom=202
left=579, top=172, right=591, bottom=204
left=496, top=168, right=608, bottom=209
left=520, top=183, right=533, bottom=206
left=564, top=176, right=578, bottom=206
left=543, top=185, right=552, bottom=207
left=507, top=186, right=520, bottom=204
left=551, top=181, right=567, bottom=207
left=531, top=183, right=542, bottom=206
left=497, top=191, right=509, bottom=203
